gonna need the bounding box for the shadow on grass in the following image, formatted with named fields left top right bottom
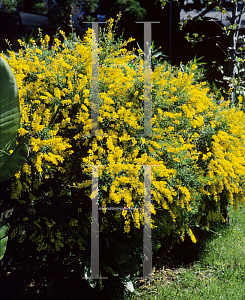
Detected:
left=153, top=223, right=230, bottom=272
left=138, top=221, right=232, bottom=291
left=0, top=221, right=230, bottom=300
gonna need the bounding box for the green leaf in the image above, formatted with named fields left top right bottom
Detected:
left=0, top=56, right=20, bottom=167
left=114, top=252, right=132, bottom=265
left=107, top=243, right=132, bottom=265
left=0, top=133, right=29, bottom=182
left=152, top=51, right=166, bottom=59
left=0, top=221, right=10, bottom=260
left=101, top=262, right=118, bottom=276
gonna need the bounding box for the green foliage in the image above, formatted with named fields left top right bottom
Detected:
left=0, top=56, right=19, bottom=161
left=1, top=0, right=47, bottom=13
left=158, top=0, right=245, bottom=106
left=80, top=0, right=100, bottom=21
left=46, top=0, right=99, bottom=27
left=0, top=221, right=9, bottom=260
left=157, top=0, right=222, bottom=9
left=0, top=56, right=29, bottom=183
left=20, top=0, right=47, bottom=13
left=0, top=134, right=29, bottom=182
left=135, top=40, right=168, bottom=70
left=179, top=56, right=208, bottom=83
left=1, top=0, right=18, bottom=12
left=98, top=0, right=147, bottom=41
left=99, top=0, right=146, bottom=20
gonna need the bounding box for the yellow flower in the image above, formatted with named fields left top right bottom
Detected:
left=191, top=64, right=196, bottom=71
left=189, top=228, right=197, bottom=243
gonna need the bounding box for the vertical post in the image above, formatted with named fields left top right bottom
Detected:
left=144, top=24, right=152, bottom=137
left=83, top=21, right=106, bottom=136
left=91, top=165, right=99, bottom=279
left=143, top=165, right=152, bottom=278
left=91, top=23, right=99, bottom=136
left=83, top=164, right=108, bottom=280
left=135, top=22, right=160, bottom=137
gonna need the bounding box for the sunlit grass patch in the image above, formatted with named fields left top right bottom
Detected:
left=128, top=205, right=245, bottom=299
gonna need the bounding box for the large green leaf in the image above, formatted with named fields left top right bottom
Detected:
left=0, top=221, right=10, bottom=260
left=0, top=133, right=29, bottom=182
left=0, top=56, right=20, bottom=168
left=109, top=244, right=132, bottom=265
left=100, top=261, right=118, bottom=276
left=113, top=252, right=132, bottom=265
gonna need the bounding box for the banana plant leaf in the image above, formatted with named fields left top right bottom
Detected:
left=0, top=221, right=10, bottom=260
left=0, top=56, right=29, bottom=182
left=0, top=56, right=29, bottom=261
left=0, top=133, right=29, bottom=182
left=0, top=56, right=20, bottom=166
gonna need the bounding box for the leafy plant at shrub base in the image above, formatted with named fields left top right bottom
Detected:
left=1, top=16, right=245, bottom=297
left=0, top=56, right=29, bottom=260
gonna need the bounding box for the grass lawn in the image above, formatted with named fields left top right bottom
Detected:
left=127, top=204, right=245, bottom=299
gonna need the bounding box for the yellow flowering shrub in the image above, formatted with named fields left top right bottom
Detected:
left=2, top=17, right=245, bottom=258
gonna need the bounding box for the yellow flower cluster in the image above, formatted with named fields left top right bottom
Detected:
left=4, top=16, right=245, bottom=251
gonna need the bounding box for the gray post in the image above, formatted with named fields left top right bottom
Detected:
left=91, top=165, right=99, bottom=279
left=136, top=22, right=160, bottom=136
left=143, top=165, right=152, bottom=278
left=83, top=21, right=106, bottom=136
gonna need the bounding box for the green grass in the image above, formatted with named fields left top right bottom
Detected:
left=127, top=205, right=245, bottom=299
